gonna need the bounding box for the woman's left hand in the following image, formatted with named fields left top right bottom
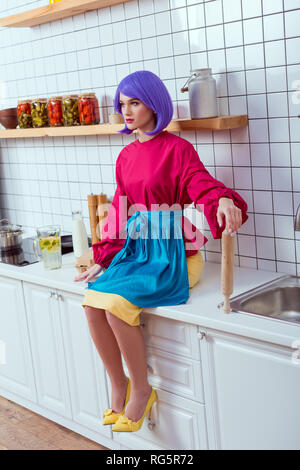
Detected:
left=217, top=197, right=242, bottom=237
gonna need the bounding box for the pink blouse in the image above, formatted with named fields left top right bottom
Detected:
left=93, top=130, right=248, bottom=268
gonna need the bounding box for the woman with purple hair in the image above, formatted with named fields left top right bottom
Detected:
left=75, top=70, right=248, bottom=433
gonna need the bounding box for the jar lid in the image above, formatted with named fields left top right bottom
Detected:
left=48, top=96, right=63, bottom=100
left=17, top=99, right=32, bottom=104
left=32, top=98, right=47, bottom=102
left=79, top=93, right=96, bottom=98
left=62, top=94, right=79, bottom=100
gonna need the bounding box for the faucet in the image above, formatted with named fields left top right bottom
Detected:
left=295, top=203, right=300, bottom=231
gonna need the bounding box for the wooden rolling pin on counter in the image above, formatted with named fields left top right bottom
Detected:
left=221, top=228, right=235, bottom=313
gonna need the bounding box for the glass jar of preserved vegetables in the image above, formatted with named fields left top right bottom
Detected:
left=78, top=93, right=100, bottom=125
left=47, top=96, right=64, bottom=127
left=31, top=98, right=49, bottom=128
left=17, top=100, right=33, bottom=128
left=62, top=95, right=80, bottom=126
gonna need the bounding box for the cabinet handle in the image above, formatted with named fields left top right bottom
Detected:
left=197, top=331, right=206, bottom=340
left=49, top=292, right=63, bottom=301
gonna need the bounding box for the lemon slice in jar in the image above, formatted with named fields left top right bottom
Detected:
left=50, top=236, right=60, bottom=252
left=39, top=237, right=51, bottom=250
left=39, top=236, right=60, bottom=252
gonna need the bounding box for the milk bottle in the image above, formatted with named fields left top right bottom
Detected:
left=72, top=210, right=89, bottom=258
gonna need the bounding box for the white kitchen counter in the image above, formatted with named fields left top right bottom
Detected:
left=0, top=252, right=299, bottom=348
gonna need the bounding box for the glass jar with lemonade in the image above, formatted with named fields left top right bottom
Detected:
left=33, top=225, right=62, bottom=270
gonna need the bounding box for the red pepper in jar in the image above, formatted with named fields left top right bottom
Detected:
left=47, top=97, right=64, bottom=127
left=17, top=100, right=33, bottom=128
left=78, top=93, right=100, bottom=125
left=17, top=102, right=31, bottom=116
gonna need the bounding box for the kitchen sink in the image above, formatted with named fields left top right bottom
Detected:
left=218, top=275, right=300, bottom=326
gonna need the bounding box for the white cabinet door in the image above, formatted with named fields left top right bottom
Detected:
left=114, top=388, right=208, bottom=450
left=23, top=282, right=72, bottom=418
left=57, top=289, right=111, bottom=438
left=200, top=329, right=300, bottom=450
left=0, top=276, right=36, bottom=401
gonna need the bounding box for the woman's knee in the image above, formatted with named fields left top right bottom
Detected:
left=84, top=305, right=106, bottom=323
left=187, top=251, right=204, bottom=288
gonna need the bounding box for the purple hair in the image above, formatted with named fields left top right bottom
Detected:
left=114, top=70, right=173, bottom=136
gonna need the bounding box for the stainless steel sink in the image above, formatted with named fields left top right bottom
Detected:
left=218, top=275, right=300, bottom=326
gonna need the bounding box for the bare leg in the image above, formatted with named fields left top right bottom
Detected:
left=105, top=311, right=152, bottom=422
left=84, top=306, right=128, bottom=413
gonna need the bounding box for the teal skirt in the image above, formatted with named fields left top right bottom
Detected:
left=87, top=209, right=190, bottom=308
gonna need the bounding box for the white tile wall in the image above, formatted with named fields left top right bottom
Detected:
left=0, top=0, right=299, bottom=275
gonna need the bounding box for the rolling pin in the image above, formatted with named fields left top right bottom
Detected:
left=88, top=194, right=100, bottom=244
left=97, top=193, right=108, bottom=239
left=221, top=228, right=235, bottom=313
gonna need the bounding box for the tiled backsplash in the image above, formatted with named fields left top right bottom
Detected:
left=0, top=0, right=299, bottom=274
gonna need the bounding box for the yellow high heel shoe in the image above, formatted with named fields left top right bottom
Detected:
left=102, top=378, right=131, bottom=425
left=112, top=387, right=157, bottom=432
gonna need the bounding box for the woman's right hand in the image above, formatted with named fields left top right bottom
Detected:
left=73, top=264, right=104, bottom=283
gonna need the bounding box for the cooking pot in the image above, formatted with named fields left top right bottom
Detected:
left=0, top=245, right=25, bottom=265
left=0, top=218, right=24, bottom=250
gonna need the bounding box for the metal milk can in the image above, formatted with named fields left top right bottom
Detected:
left=181, top=68, right=218, bottom=119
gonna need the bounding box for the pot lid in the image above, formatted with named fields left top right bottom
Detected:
left=0, top=219, right=23, bottom=234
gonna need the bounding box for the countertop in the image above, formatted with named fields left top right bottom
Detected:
left=0, top=252, right=299, bottom=348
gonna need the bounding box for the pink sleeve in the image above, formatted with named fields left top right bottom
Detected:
left=92, top=159, right=128, bottom=268
left=180, top=143, right=248, bottom=239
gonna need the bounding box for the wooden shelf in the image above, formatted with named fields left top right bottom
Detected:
left=0, top=0, right=131, bottom=28
left=0, top=116, right=248, bottom=139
